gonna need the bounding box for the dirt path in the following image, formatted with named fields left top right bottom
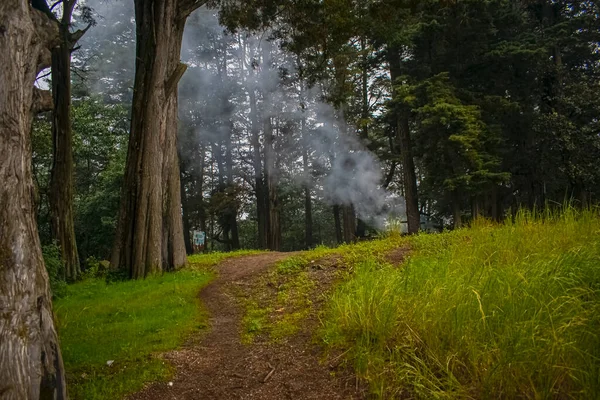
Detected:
left=130, top=253, right=363, bottom=400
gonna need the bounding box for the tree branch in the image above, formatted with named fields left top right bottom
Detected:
left=178, top=0, right=209, bottom=21
left=165, top=63, right=188, bottom=97
left=50, top=0, right=64, bottom=11
left=68, top=22, right=93, bottom=48
left=32, top=88, right=54, bottom=114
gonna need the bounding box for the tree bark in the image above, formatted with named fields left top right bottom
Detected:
left=301, top=116, right=313, bottom=249
left=111, top=0, right=195, bottom=278
left=49, top=1, right=80, bottom=280
left=388, top=47, right=420, bottom=234
left=264, top=116, right=281, bottom=251
left=356, top=38, right=369, bottom=239
left=248, top=88, right=268, bottom=249
left=179, top=166, right=193, bottom=255
left=452, top=191, right=462, bottom=229
left=0, top=2, right=67, bottom=399
left=342, top=204, right=356, bottom=243
left=333, top=205, right=343, bottom=244
left=212, top=140, right=231, bottom=249
left=225, top=129, right=240, bottom=250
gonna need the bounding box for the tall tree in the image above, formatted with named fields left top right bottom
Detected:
left=49, top=0, right=91, bottom=280
left=111, top=0, right=208, bottom=278
left=0, top=1, right=67, bottom=398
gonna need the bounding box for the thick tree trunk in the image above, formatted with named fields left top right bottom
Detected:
left=0, top=3, right=67, bottom=399
left=49, top=19, right=80, bottom=280
left=388, top=47, right=420, bottom=234
left=111, top=0, right=190, bottom=278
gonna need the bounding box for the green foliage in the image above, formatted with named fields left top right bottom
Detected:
left=42, top=244, right=68, bottom=299
left=72, top=98, right=129, bottom=262
left=54, top=263, right=214, bottom=400
left=321, top=209, right=600, bottom=398
left=32, top=97, right=129, bottom=261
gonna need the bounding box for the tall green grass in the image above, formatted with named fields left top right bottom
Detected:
left=322, top=208, right=600, bottom=399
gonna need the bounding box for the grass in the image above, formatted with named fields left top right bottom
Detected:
left=241, top=238, right=405, bottom=343
left=55, top=250, right=262, bottom=400
left=321, top=208, right=600, bottom=399
left=187, top=249, right=265, bottom=269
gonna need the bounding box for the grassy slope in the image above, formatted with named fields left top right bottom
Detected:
left=322, top=210, right=600, bottom=399
left=55, top=250, right=262, bottom=400
left=241, top=238, right=405, bottom=343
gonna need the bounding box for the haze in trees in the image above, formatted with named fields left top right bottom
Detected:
left=2, top=0, right=600, bottom=398
left=32, top=0, right=600, bottom=261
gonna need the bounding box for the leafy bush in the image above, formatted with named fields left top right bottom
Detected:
left=42, top=243, right=68, bottom=299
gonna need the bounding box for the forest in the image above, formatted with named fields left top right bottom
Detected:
left=1, top=0, right=600, bottom=399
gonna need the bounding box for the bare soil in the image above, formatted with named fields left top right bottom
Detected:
left=129, top=253, right=364, bottom=400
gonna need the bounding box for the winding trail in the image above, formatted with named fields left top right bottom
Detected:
left=129, top=253, right=363, bottom=400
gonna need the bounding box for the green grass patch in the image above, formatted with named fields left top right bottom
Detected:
left=241, top=237, right=405, bottom=343
left=321, top=208, right=600, bottom=399
left=54, top=250, right=262, bottom=400
left=187, top=249, right=265, bottom=269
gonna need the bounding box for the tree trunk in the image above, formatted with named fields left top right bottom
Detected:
left=264, top=116, right=281, bottom=251
left=225, top=129, right=240, bottom=250
left=388, top=47, right=420, bottom=234
left=111, top=0, right=192, bottom=278
left=356, top=40, right=369, bottom=239
left=248, top=88, right=268, bottom=249
left=342, top=204, right=356, bottom=243
left=301, top=117, right=313, bottom=249
left=333, top=205, right=343, bottom=244
left=49, top=14, right=80, bottom=280
left=472, top=195, right=482, bottom=219
left=452, top=191, right=462, bottom=229
left=212, top=141, right=231, bottom=250
left=0, top=3, right=67, bottom=398
left=179, top=166, right=193, bottom=255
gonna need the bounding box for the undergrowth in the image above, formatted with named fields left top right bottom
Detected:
left=321, top=208, right=600, bottom=399
left=55, top=249, right=260, bottom=399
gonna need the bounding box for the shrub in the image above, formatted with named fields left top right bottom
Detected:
left=42, top=243, right=68, bottom=299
